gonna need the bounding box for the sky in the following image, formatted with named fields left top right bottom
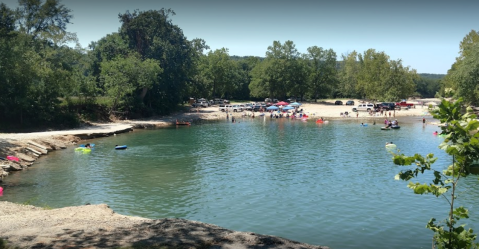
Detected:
left=2, top=0, right=479, bottom=74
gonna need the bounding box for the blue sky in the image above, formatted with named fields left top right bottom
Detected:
left=2, top=0, right=478, bottom=74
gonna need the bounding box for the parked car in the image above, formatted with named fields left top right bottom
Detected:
left=334, top=100, right=343, bottom=105
left=252, top=103, right=267, bottom=111
left=239, top=104, right=253, bottom=111
left=352, top=103, right=375, bottom=112
left=379, top=102, right=396, bottom=110
left=346, top=100, right=355, bottom=105
left=212, top=98, right=224, bottom=105
left=192, top=101, right=209, bottom=108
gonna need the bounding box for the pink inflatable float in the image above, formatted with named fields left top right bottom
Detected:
left=6, top=156, right=19, bottom=162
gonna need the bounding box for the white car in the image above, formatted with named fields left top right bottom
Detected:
left=352, top=103, right=375, bottom=112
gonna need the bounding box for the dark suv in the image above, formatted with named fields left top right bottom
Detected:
left=379, top=102, right=396, bottom=110
left=334, top=100, right=343, bottom=105
left=346, top=100, right=355, bottom=105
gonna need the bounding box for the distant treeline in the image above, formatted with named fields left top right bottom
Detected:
left=0, top=1, right=475, bottom=130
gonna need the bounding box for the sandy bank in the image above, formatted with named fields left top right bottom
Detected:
left=0, top=201, right=328, bottom=249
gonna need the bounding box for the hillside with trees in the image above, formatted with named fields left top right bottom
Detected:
left=1, top=0, right=475, bottom=131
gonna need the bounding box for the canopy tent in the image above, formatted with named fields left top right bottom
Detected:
left=282, top=106, right=294, bottom=110
left=266, top=106, right=279, bottom=110
left=290, top=102, right=302, bottom=106
left=275, top=101, right=289, bottom=106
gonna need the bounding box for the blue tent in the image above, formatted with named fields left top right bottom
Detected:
left=290, top=102, right=302, bottom=106
left=266, top=106, right=279, bottom=110
left=282, top=106, right=294, bottom=110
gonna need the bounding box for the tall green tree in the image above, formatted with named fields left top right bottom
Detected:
left=445, top=30, right=479, bottom=105
left=260, top=40, right=300, bottom=99
left=249, top=59, right=272, bottom=99
left=16, top=0, right=73, bottom=42
left=450, top=42, right=479, bottom=105
left=184, top=38, right=210, bottom=101
left=305, top=46, right=337, bottom=101
left=119, top=8, right=193, bottom=113
left=338, top=51, right=361, bottom=98
left=382, top=59, right=417, bottom=101
left=100, top=54, right=161, bottom=114
left=288, top=55, right=309, bottom=101
left=204, top=48, right=239, bottom=99
left=356, top=49, right=390, bottom=101
left=0, top=0, right=78, bottom=128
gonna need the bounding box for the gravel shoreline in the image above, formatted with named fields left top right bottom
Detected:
left=0, top=201, right=329, bottom=249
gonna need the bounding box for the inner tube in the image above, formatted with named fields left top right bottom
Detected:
left=381, top=127, right=391, bottom=130
left=386, top=144, right=397, bottom=150
left=115, top=145, right=127, bottom=150
left=6, top=156, right=19, bottom=162
left=75, top=147, right=91, bottom=153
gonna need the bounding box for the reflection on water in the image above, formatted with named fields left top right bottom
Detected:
left=2, top=117, right=478, bottom=249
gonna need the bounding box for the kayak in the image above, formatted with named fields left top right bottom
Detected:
left=115, top=145, right=127, bottom=150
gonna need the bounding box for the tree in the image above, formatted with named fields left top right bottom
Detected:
left=100, top=54, right=161, bottom=114
left=204, top=48, right=238, bottom=99
left=0, top=3, right=16, bottom=35
left=119, top=8, right=194, bottom=114
left=443, top=30, right=479, bottom=105
left=357, top=49, right=390, bottom=101
left=459, top=30, right=479, bottom=60
left=391, top=98, right=479, bottom=248
left=16, top=0, right=73, bottom=43
left=382, top=59, right=417, bottom=101
left=355, top=49, right=417, bottom=102
left=288, top=55, right=309, bottom=101
left=249, top=59, right=272, bottom=99
left=415, top=75, right=442, bottom=98
left=305, top=46, right=337, bottom=101
left=337, top=51, right=361, bottom=98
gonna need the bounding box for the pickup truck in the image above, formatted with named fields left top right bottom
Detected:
left=395, top=101, right=415, bottom=109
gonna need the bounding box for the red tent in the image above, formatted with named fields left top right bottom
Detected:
left=275, top=101, right=289, bottom=106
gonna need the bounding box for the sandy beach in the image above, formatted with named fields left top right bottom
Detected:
left=0, top=99, right=437, bottom=248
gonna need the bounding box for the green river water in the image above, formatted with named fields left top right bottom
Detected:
left=2, top=116, right=478, bottom=248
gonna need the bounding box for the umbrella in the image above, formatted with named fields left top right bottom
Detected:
left=283, top=106, right=294, bottom=110
left=275, top=101, right=289, bottom=106
left=290, top=102, right=302, bottom=106
left=266, top=106, right=279, bottom=110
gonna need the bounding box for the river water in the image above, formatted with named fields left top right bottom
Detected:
left=2, top=116, right=478, bottom=248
